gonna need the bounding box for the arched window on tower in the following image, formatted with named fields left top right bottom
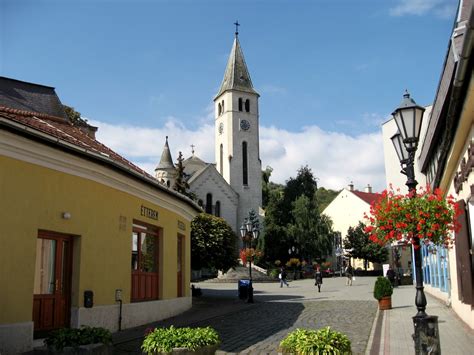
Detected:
left=222, top=100, right=225, bottom=113
left=206, top=193, right=213, bottom=214
left=218, top=103, right=221, bottom=116
left=219, top=144, right=223, bottom=175
left=242, top=141, right=248, bottom=185
left=215, top=201, right=221, bottom=217
left=238, top=98, right=243, bottom=111
left=245, top=99, right=250, bottom=112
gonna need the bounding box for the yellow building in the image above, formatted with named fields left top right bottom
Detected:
left=0, top=77, right=201, bottom=353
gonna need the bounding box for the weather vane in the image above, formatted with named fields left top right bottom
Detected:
left=234, top=20, right=240, bottom=37
left=191, top=144, right=195, bottom=155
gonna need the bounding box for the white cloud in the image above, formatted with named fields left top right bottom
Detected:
left=90, top=118, right=386, bottom=193
left=390, top=0, right=456, bottom=17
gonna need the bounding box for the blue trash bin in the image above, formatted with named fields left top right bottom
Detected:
left=238, top=279, right=250, bottom=299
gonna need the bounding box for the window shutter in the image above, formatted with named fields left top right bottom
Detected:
left=455, top=200, right=473, bottom=305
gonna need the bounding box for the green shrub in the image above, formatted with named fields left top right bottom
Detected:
left=269, top=268, right=279, bottom=278
left=279, top=327, right=351, bottom=354
left=45, top=326, right=112, bottom=351
left=373, top=276, right=393, bottom=300
left=141, top=326, right=220, bottom=353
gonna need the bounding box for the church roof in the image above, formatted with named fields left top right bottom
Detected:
left=155, top=136, right=175, bottom=171
left=215, top=36, right=258, bottom=98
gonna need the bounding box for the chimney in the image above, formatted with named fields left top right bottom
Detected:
left=365, top=184, right=372, bottom=193
left=348, top=181, right=354, bottom=191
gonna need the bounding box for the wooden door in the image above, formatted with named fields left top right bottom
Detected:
left=33, top=232, right=72, bottom=332
left=177, top=235, right=184, bottom=297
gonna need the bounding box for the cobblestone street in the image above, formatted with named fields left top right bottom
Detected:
left=114, top=276, right=378, bottom=354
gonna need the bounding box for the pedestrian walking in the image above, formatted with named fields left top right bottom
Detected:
left=314, top=266, right=323, bottom=292
left=279, top=266, right=289, bottom=287
left=345, top=264, right=354, bottom=286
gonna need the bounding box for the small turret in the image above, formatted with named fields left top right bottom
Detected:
left=155, top=136, right=177, bottom=187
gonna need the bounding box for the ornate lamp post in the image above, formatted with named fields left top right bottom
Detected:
left=239, top=218, right=260, bottom=303
left=391, top=91, right=440, bottom=354
left=288, top=246, right=299, bottom=280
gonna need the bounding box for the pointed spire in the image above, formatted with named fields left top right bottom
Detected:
left=155, top=136, right=175, bottom=171
left=215, top=29, right=258, bottom=98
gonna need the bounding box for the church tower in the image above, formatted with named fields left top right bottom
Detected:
left=214, top=25, right=262, bottom=226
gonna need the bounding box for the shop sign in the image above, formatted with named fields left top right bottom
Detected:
left=141, top=205, right=158, bottom=220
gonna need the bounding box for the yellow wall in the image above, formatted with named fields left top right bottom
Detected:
left=0, top=155, right=193, bottom=324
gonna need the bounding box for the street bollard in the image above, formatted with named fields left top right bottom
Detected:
left=412, top=315, right=440, bottom=354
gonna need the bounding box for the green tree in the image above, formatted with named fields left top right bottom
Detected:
left=191, top=214, right=238, bottom=271
left=343, top=222, right=388, bottom=270
left=288, top=195, right=334, bottom=261
left=315, top=187, right=340, bottom=213
left=173, top=152, right=193, bottom=198
left=63, top=104, right=88, bottom=126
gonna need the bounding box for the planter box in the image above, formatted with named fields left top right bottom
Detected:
left=378, top=296, right=392, bottom=310
left=37, top=344, right=112, bottom=354
left=155, top=344, right=219, bottom=354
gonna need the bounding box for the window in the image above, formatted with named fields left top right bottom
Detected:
left=222, top=100, right=225, bottom=113
left=238, top=98, right=243, bottom=111
left=218, top=103, right=222, bottom=116
left=219, top=144, right=223, bottom=175
left=242, top=141, right=248, bottom=185
left=245, top=99, right=250, bottom=112
left=131, top=222, right=159, bottom=301
left=215, top=201, right=221, bottom=217
left=206, top=193, right=213, bottom=214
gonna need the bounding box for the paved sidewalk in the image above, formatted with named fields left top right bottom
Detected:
left=111, top=277, right=474, bottom=354
left=369, top=285, right=474, bottom=355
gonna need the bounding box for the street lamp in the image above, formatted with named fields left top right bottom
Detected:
left=391, top=91, right=440, bottom=353
left=288, top=246, right=299, bottom=280
left=239, top=218, right=260, bottom=303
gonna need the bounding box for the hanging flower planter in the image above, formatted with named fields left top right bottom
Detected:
left=364, top=185, right=462, bottom=248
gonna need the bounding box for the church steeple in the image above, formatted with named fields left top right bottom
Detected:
left=155, top=136, right=177, bottom=187
left=215, top=34, right=258, bottom=98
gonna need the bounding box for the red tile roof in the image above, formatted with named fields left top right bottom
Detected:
left=0, top=106, right=200, bottom=211
left=351, top=190, right=382, bottom=205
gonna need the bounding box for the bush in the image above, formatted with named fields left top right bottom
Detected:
left=45, top=326, right=112, bottom=351
left=373, top=276, right=393, bottom=300
left=141, top=326, right=220, bottom=353
left=269, top=268, right=279, bottom=278
left=279, top=327, right=351, bottom=354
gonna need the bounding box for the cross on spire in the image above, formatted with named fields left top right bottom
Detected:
left=234, top=20, right=240, bottom=37
left=190, top=144, right=195, bottom=155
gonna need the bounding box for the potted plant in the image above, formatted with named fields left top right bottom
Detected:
left=141, top=326, right=220, bottom=354
left=44, top=326, right=112, bottom=354
left=373, top=276, right=393, bottom=310
left=279, top=327, right=351, bottom=354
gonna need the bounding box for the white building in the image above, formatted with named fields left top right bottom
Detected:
left=155, top=32, right=263, bottom=234
left=322, top=183, right=382, bottom=271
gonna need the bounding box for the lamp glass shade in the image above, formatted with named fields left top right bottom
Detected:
left=240, top=225, right=246, bottom=238
left=392, top=91, right=425, bottom=149
left=245, top=220, right=253, bottom=233
left=252, top=227, right=259, bottom=239
left=391, top=132, right=409, bottom=162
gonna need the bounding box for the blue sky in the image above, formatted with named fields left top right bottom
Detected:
left=1, top=0, right=458, bottom=191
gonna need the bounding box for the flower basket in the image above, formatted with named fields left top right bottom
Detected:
left=364, top=185, right=461, bottom=248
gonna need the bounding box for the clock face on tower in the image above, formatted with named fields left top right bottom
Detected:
left=218, top=122, right=224, bottom=134
left=240, top=119, right=250, bottom=131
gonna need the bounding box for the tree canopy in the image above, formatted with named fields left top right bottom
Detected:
left=262, top=165, right=336, bottom=264
left=343, top=222, right=388, bottom=270
left=191, top=213, right=238, bottom=271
